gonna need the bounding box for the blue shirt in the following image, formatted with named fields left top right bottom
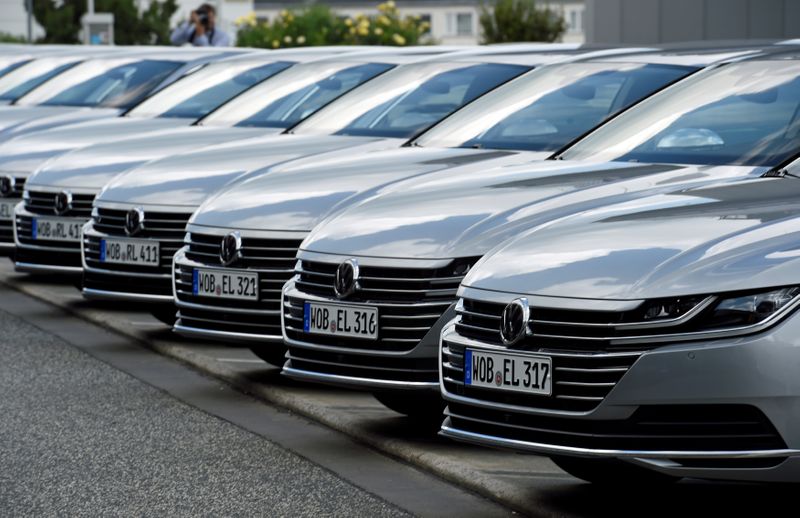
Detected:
left=170, top=22, right=232, bottom=47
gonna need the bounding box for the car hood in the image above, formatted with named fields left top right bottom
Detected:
left=301, top=161, right=769, bottom=260
left=23, top=125, right=275, bottom=191
left=0, top=117, right=190, bottom=177
left=96, top=134, right=397, bottom=208
left=0, top=106, right=120, bottom=140
left=188, top=147, right=543, bottom=231
left=463, top=177, right=800, bottom=300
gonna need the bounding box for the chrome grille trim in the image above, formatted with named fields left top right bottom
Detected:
left=24, top=189, right=94, bottom=217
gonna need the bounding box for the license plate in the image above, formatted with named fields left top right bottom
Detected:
left=32, top=217, right=82, bottom=242
left=0, top=200, right=16, bottom=221
left=192, top=268, right=259, bottom=300
left=465, top=349, right=552, bottom=396
left=303, top=301, right=378, bottom=340
left=100, top=238, right=159, bottom=267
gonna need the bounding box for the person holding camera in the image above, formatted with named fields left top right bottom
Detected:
left=170, top=3, right=232, bottom=47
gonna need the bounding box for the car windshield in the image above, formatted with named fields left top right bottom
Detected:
left=292, top=61, right=530, bottom=139
left=16, top=58, right=182, bottom=109
left=413, top=62, right=696, bottom=152
left=200, top=61, right=392, bottom=129
left=127, top=60, right=293, bottom=119
left=560, top=60, right=800, bottom=167
left=0, top=57, right=81, bottom=102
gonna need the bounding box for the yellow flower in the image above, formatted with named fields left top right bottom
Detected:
left=234, top=15, right=245, bottom=26
left=271, top=39, right=280, bottom=48
left=374, top=27, right=383, bottom=35
left=391, top=33, right=406, bottom=45
left=297, top=35, right=306, bottom=44
left=344, top=18, right=353, bottom=26
left=420, top=21, right=430, bottom=30
left=377, top=15, right=390, bottom=25
left=357, top=25, right=369, bottom=36
left=349, top=26, right=356, bottom=34
left=280, top=9, right=289, bottom=17
left=283, top=35, right=293, bottom=43
left=387, top=0, right=396, bottom=8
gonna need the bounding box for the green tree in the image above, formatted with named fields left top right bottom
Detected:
left=479, top=0, right=566, bottom=43
left=27, top=0, right=178, bottom=44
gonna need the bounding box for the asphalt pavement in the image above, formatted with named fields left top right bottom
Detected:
left=0, top=289, right=511, bottom=517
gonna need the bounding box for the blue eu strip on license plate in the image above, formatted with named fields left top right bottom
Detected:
left=99, top=239, right=106, bottom=261
left=464, top=349, right=473, bottom=385
left=192, top=269, right=199, bottom=295
left=303, top=302, right=311, bottom=332
left=31, top=219, right=37, bottom=239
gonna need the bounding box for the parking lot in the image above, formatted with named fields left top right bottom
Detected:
left=3, top=261, right=799, bottom=517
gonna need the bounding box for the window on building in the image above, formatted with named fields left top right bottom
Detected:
left=419, top=14, right=432, bottom=34
left=446, top=12, right=473, bottom=36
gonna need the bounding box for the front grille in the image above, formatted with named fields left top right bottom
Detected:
left=284, top=258, right=473, bottom=353
left=445, top=402, right=787, bottom=453
left=286, top=346, right=439, bottom=383
left=0, top=176, right=25, bottom=245
left=456, top=297, right=711, bottom=351
left=447, top=298, right=661, bottom=412
left=25, top=190, right=94, bottom=217
left=83, top=208, right=191, bottom=276
left=174, top=232, right=303, bottom=338
left=15, top=245, right=81, bottom=269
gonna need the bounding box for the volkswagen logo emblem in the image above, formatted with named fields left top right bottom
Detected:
left=0, top=175, right=15, bottom=197
left=219, top=231, right=242, bottom=266
left=334, top=258, right=359, bottom=299
left=54, top=190, right=72, bottom=216
left=500, top=298, right=530, bottom=345
left=125, top=207, right=145, bottom=236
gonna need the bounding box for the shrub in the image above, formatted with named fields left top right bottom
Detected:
left=27, top=0, right=178, bottom=44
left=479, top=0, right=566, bottom=44
left=235, top=1, right=432, bottom=49
left=0, top=32, right=27, bottom=43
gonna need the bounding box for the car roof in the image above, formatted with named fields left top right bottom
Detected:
left=575, top=41, right=800, bottom=67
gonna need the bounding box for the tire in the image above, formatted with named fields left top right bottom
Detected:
left=150, top=306, right=178, bottom=326
left=373, top=392, right=446, bottom=422
left=248, top=346, right=288, bottom=367
left=551, top=456, right=681, bottom=485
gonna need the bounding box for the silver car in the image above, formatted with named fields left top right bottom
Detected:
left=0, top=49, right=337, bottom=254
left=171, top=45, right=770, bottom=369
left=80, top=45, right=575, bottom=307
left=281, top=48, right=800, bottom=418
left=439, top=169, right=800, bottom=483
left=0, top=47, right=238, bottom=139
left=16, top=47, right=455, bottom=275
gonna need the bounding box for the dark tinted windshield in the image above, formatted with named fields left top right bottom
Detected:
left=294, top=62, right=529, bottom=139
left=232, top=62, right=391, bottom=128
left=128, top=61, right=292, bottom=119
left=562, top=60, right=800, bottom=167
left=0, top=62, right=79, bottom=102
left=36, top=59, right=181, bottom=109
left=415, top=63, right=695, bottom=151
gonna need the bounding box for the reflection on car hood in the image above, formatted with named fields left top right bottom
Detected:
left=301, top=161, right=768, bottom=260
left=0, top=117, right=190, bottom=177
left=188, top=147, right=539, bottom=231
left=23, top=125, right=274, bottom=190
left=464, top=177, right=800, bottom=300
left=0, top=106, right=120, bottom=141
left=96, top=134, right=396, bottom=208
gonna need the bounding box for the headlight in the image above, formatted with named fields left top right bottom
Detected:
left=701, top=287, right=800, bottom=330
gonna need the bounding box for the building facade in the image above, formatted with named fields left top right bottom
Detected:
left=585, top=0, right=800, bottom=43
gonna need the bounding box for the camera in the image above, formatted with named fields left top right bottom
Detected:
left=195, top=8, right=210, bottom=27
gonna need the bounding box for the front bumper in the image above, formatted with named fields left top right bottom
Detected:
left=81, top=220, right=176, bottom=304
left=282, top=281, right=449, bottom=392
left=439, top=311, right=800, bottom=482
